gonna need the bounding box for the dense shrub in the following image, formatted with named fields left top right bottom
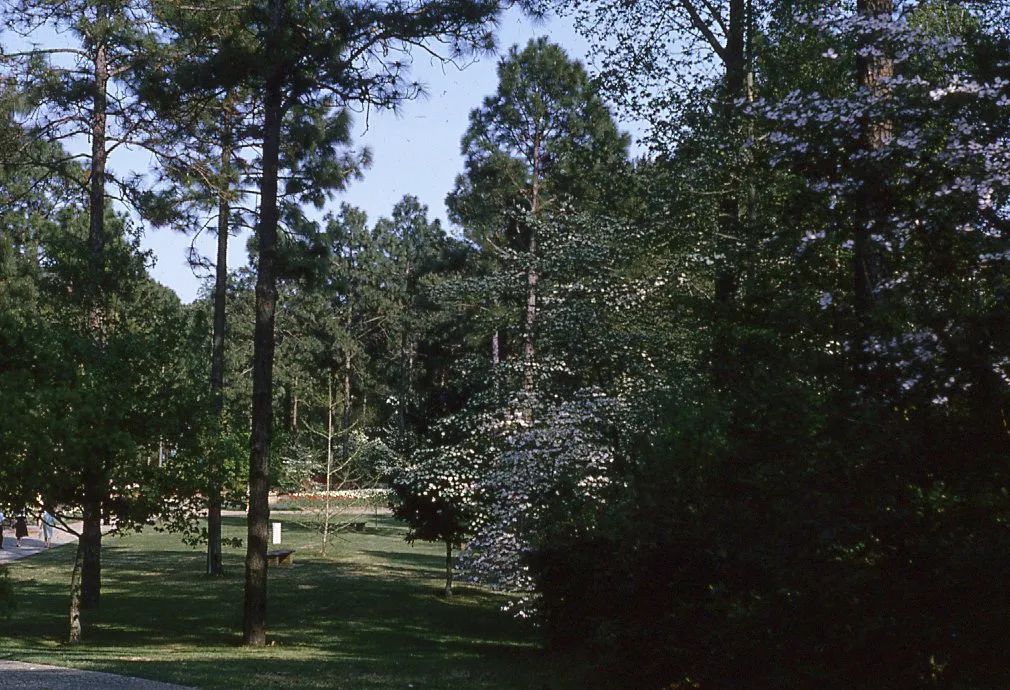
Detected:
left=532, top=387, right=1010, bottom=687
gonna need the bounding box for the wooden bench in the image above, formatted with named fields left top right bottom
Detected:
left=336, top=521, right=367, bottom=533
left=266, top=549, right=294, bottom=567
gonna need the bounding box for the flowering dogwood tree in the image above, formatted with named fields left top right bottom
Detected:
left=754, top=2, right=1010, bottom=409
left=472, top=2, right=1010, bottom=686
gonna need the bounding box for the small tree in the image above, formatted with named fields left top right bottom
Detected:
left=391, top=454, right=475, bottom=597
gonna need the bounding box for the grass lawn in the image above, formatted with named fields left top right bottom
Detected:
left=0, top=514, right=583, bottom=689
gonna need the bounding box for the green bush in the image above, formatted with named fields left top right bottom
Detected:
left=531, top=383, right=1010, bottom=688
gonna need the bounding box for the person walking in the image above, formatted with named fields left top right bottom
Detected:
left=39, top=509, right=56, bottom=548
left=14, top=510, right=28, bottom=547
left=0, top=510, right=5, bottom=549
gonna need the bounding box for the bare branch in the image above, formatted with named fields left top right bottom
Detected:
left=678, top=0, right=727, bottom=60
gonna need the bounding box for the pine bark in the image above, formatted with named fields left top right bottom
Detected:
left=342, top=247, right=354, bottom=467
left=342, top=347, right=352, bottom=465
left=243, top=0, right=284, bottom=646
left=207, top=119, right=232, bottom=577
left=87, top=28, right=108, bottom=280
left=397, top=253, right=412, bottom=456
left=81, top=20, right=109, bottom=610
left=322, top=375, right=334, bottom=555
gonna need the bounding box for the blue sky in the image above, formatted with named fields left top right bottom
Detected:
left=142, top=7, right=603, bottom=304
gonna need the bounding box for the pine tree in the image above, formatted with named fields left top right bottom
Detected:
left=433, top=37, right=633, bottom=598
left=155, top=0, right=508, bottom=643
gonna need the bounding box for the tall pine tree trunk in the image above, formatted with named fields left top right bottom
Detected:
left=342, top=347, right=352, bottom=467
left=207, top=117, right=232, bottom=577
left=322, top=375, right=334, bottom=556
left=81, top=25, right=109, bottom=611
left=87, top=21, right=108, bottom=278
left=341, top=246, right=355, bottom=471
left=243, top=0, right=284, bottom=647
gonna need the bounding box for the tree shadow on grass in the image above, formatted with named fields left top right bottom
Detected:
left=0, top=522, right=573, bottom=690
left=361, top=549, right=444, bottom=574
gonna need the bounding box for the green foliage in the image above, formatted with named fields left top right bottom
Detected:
left=448, top=37, right=629, bottom=243
left=515, top=2, right=1010, bottom=687
left=390, top=478, right=472, bottom=548
left=0, top=106, right=211, bottom=539
left=7, top=0, right=1010, bottom=685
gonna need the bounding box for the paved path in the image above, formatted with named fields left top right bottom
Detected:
left=0, top=519, right=83, bottom=563
left=0, top=524, right=195, bottom=689
left=0, top=661, right=194, bottom=689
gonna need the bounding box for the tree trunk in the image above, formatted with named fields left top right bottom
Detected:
left=523, top=253, right=537, bottom=397
left=342, top=247, right=354, bottom=470
left=444, top=539, right=454, bottom=598
left=80, top=8, right=109, bottom=613
left=522, top=139, right=541, bottom=404
left=80, top=488, right=102, bottom=608
left=322, top=375, right=334, bottom=556
left=713, top=0, right=749, bottom=308
left=398, top=328, right=408, bottom=456
left=406, top=347, right=414, bottom=414
left=87, top=27, right=109, bottom=290
left=854, top=0, right=894, bottom=325
left=243, top=0, right=284, bottom=646
left=68, top=540, right=84, bottom=643
left=342, top=346, right=352, bottom=468
left=852, top=0, right=894, bottom=395
left=291, top=375, right=299, bottom=433
left=207, top=118, right=232, bottom=577
left=397, top=326, right=416, bottom=461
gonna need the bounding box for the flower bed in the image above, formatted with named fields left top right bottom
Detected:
left=270, top=488, right=393, bottom=512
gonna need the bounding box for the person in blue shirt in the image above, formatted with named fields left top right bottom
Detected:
left=40, top=510, right=56, bottom=548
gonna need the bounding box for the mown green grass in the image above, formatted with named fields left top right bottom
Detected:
left=0, top=515, right=582, bottom=689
